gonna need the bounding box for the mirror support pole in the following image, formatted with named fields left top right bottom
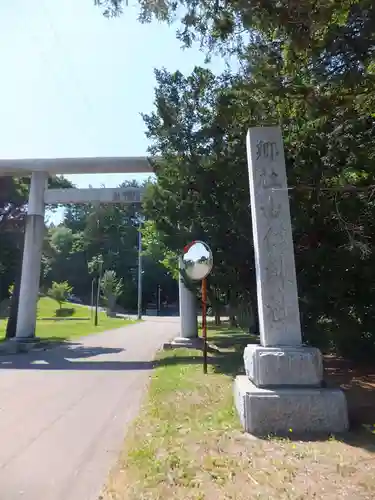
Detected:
left=202, top=277, right=208, bottom=374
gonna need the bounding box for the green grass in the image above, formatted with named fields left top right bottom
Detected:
left=36, top=297, right=92, bottom=318
left=102, top=324, right=375, bottom=500
left=0, top=296, right=136, bottom=341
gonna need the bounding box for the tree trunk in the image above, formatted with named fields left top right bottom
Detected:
left=227, top=289, right=238, bottom=327
left=5, top=261, right=22, bottom=339
left=214, top=310, right=221, bottom=326
left=229, top=314, right=238, bottom=327
left=106, top=294, right=116, bottom=317
left=6, top=219, right=25, bottom=339
left=210, top=287, right=220, bottom=326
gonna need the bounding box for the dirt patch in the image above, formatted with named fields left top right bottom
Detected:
left=324, top=354, right=375, bottom=427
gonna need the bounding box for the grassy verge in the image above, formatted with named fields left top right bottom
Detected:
left=0, top=297, right=136, bottom=341
left=102, top=325, right=375, bottom=500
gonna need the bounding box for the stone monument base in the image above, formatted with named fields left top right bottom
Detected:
left=234, top=375, right=349, bottom=436
left=163, top=336, right=221, bottom=353
left=163, top=336, right=205, bottom=350
left=243, top=344, right=323, bottom=387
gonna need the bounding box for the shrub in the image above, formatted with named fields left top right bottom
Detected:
left=55, top=307, right=75, bottom=318
left=100, top=270, right=123, bottom=315
left=48, top=281, right=73, bottom=309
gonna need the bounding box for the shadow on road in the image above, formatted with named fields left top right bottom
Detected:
left=0, top=342, right=158, bottom=371
left=0, top=342, right=218, bottom=372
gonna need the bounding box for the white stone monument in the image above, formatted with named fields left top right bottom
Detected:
left=234, top=127, right=349, bottom=435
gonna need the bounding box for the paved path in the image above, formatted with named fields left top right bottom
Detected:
left=0, top=318, right=179, bottom=500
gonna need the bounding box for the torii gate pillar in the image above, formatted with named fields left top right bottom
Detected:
left=16, top=172, right=48, bottom=339
left=178, top=257, right=198, bottom=339
left=1, top=155, right=200, bottom=341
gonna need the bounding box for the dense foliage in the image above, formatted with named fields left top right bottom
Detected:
left=41, top=181, right=178, bottom=313
left=0, top=175, right=74, bottom=337
left=0, top=177, right=28, bottom=302
left=100, top=270, right=124, bottom=315
left=95, top=0, right=375, bottom=359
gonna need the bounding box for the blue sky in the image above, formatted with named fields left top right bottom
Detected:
left=0, top=0, right=229, bottom=223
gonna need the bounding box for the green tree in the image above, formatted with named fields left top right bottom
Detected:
left=88, top=254, right=104, bottom=277
left=42, top=225, right=89, bottom=298
left=97, top=0, right=375, bottom=66
left=0, top=177, right=28, bottom=302
left=141, top=67, right=257, bottom=319
left=140, top=57, right=375, bottom=356
left=141, top=219, right=179, bottom=279
left=41, top=181, right=178, bottom=313
left=95, top=0, right=375, bottom=358
left=2, top=175, right=73, bottom=337
left=100, top=270, right=123, bottom=315
left=48, top=281, right=73, bottom=309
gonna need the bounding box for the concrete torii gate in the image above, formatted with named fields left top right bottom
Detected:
left=0, top=157, right=198, bottom=341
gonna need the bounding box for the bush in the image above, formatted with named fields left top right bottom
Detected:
left=55, top=307, right=75, bottom=318
left=48, top=281, right=73, bottom=309
left=101, top=270, right=123, bottom=315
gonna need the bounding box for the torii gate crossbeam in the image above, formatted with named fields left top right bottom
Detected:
left=0, top=157, right=197, bottom=341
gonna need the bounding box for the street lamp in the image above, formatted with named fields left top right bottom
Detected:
left=94, top=256, right=104, bottom=326
left=136, top=214, right=145, bottom=320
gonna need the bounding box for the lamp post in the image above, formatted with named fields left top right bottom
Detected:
left=91, top=278, right=95, bottom=322
left=157, top=284, right=161, bottom=315
left=136, top=214, right=145, bottom=320
left=94, top=257, right=103, bottom=326
left=137, top=228, right=142, bottom=320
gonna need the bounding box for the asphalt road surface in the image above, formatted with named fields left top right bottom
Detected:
left=0, top=318, right=178, bottom=500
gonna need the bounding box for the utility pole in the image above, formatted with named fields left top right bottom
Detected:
left=91, top=278, right=95, bottom=322
left=157, top=284, right=161, bottom=316
left=94, top=258, right=103, bottom=326
left=93, top=205, right=103, bottom=327
left=137, top=226, right=142, bottom=320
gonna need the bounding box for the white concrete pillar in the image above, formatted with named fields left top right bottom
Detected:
left=15, top=172, right=47, bottom=340
left=178, top=258, right=198, bottom=338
